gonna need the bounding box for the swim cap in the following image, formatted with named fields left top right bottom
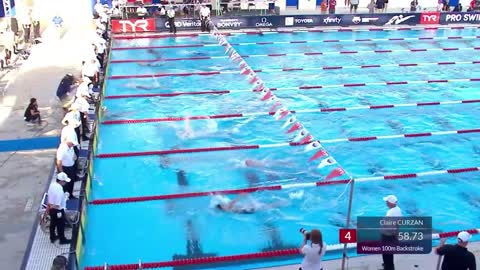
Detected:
left=209, top=195, right=231, bottom=208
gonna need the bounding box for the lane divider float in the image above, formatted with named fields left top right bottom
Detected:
left=110, top=47, right=480, bottom=63
left=90, top=166, right=480, bottom=204
left=112, top=35, right=480, bottom=50
left=108, top=60, right=480, bottom=79
left=101, top=99, right=480, bottom=121
left=84, top=228, right=479, bottom=269
left=105, top=77, right=480, bottom=98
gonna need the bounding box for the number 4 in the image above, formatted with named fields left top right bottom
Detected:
left=339, top=229, right=357, bottom=243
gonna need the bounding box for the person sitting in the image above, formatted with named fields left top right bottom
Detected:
left=24, top=98, right=42, bottom=125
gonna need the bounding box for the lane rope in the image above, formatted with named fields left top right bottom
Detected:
left=84, top=228, right=479, bottom=269
left=90, top=166, right=480, bottom=204
left=108, top=60, right=480, bottom=78
left=113, top=25, right=478, bottom=39
left=112, top=35, right=480, bottom=50
left=105, top=78, right=480, bottom=98
left=110, top=47, right=480, bottom=63
left=101, top=99, right=480, bottom=121
left=95, top=128, right=480, bottom=158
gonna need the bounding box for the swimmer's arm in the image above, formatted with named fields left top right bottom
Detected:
left=226, top=193, right=247, bottom=210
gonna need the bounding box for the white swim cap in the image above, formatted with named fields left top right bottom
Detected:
left=209, top=195, right=231, bottom=208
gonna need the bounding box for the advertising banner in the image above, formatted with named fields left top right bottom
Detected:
left=441, top=12, right=480, bottom=24
left=111, top=18, right=156, bottom=33
left=152, top=12, right=480, bottom=32
left=419, top=12, right=441, bottom=24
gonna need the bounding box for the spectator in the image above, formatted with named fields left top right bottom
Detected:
left=82, top=58, right=99, bottom=86
left=453, top=2, right=462, bottom=11
left=51, top=255, right=68, bottom=270
left=32, top=9, right=41, bottom=39
left=376, top=0, right=386, bottom=12
left=159, top=6, right=166, bottom=16
left=443, top=0, right=450, bottom=11
left=381, top=195, right=402, bottom=270
left=62, top=104, right=82, bottom=150
left=410, top=0, right=417, bottom=11
left=22, top=11, right=32, bottom=43
left=368, top=0, right=375, bottom=12
left=200, top=5, right=211, bottom=33
left=60, top=112, right=80, bottom=157
left=328, top=0, right=336, bottom=14
left=167, top=6, right=177, bottom=34
left=384, top=0, right=389, bottom=11
left=320, top=0, right=328, bottom=13
left=299, top=229, right=326, bottom=270
left=56, top=140, right=77, bottom=199
left=350, top=0, right=359, bottom=13
left=436, top=231, right=476, bottom=270
left=73, top=93, right=90, bottom=141
left=438, top=0, right=444, bottom=10
left=470, top=0, right=475, bottom=10
left=345, top=0, right=350, bottom=7
left=24, top=98, right=42, bottom=125
left=94, top=0, right=105, bottom=18
left=136, top=3, right=148, bottom=18
left=4, top=48, right=12, bottom=67
left=56, top=73, right=76, bottom=108
left=47, top=172, right=71, bottom=244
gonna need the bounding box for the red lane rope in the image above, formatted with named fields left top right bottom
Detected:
left=105, top=90, right=230, bottom=99
left=107, top=60, right=480, bottom=78
left=96, top=145, right=259, bottom=158
left=101, top=99, right=480, bottom=123
left=112, top=35, right=480, bottom=50
left=95, top=128, right=480, bottom=158
left=110, top=47, right=480, bottom=63
left=113, top=25, right=477, bottom=39
left=84, top=228, right=479, bottom=269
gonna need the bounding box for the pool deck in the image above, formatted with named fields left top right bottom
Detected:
left=3, top=17, right=478, bottom=270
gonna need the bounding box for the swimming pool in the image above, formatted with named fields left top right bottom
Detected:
left=81, top=26, right=480, bottom=269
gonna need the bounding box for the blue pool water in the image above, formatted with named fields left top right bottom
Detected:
left=82, top=27, right=480, bottom=269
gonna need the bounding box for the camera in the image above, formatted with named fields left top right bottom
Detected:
left=299, top=228, right=311, bottom=240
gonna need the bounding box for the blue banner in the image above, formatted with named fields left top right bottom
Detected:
left=441, top=12, right=480, bottom=24
left=155, top=13, right=423, bottom=31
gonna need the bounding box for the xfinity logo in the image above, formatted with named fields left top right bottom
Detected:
left=323, top=17, right=341, bottom=24
left=385, top=15, right=415, bottom=25
left=256, top=17, right=273, bottom=27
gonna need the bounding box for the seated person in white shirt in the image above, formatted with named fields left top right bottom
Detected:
left=47, top=172, right=72, bottom=244
left=81, top=58, right=99, bottom=86
left=136, top=3, right=148, bottom=18
left=299, top=229, right=327, bottom=270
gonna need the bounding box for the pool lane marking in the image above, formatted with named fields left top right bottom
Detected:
left=110, top=47, right=480, bottom=63
left=111, top=35, right=480, bottom=50
left=114, top=25, right=478, bottom=39
left=95, top=128, right=480, bottom=158
left=89, top=166, right=480, bottom=204
left=108, top=60, right=480, bottom=79
left=101, top=99, right=480, bottom=124
left=104, top=77, right=480, bottom=98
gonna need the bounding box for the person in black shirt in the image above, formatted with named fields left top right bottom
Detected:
left=24, top=98, right=41, bottom=124
left=436, top=231, right=476, bottom=270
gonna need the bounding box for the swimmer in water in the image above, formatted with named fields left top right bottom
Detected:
left=147, top=49, right=162, bottom=59
left=124, top=82, right=162, bottom=90
left=137, top=61, right=164, bottom=67
left=244, top=158, right=294, bottom=169
left=178, top=115, right=218, bottom=139
left=211, top=193, right=289, bottom=214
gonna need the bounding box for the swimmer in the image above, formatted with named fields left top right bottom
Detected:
left=211, top=193, right=289, bottom=214
left=124, top=82, right=162, bottom=90
left=147, top=49, right=162, bottom=59
left=178, top=115, right=218, bottom=139
left=244, top=158, right=295, bottom=169
left=137, top=61, right=163, bottom=67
